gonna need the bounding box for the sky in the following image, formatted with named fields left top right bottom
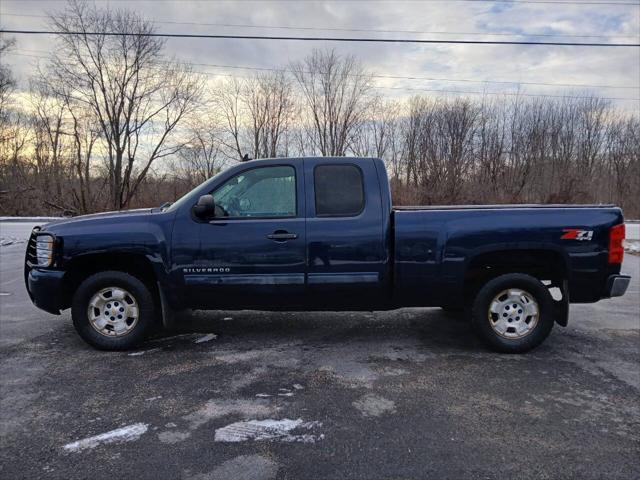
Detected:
left=1, top=0, right=639, bottom=112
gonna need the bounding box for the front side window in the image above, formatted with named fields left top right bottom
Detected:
left=212, top=166, right=296, bottom=218
left=314, top=164, right=364, bottom=216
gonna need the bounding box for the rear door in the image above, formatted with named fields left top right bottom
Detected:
left=303, top=158, right=388, bottom=309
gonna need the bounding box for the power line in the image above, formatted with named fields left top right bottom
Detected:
left=6, top=52, right=638, bottom=101
left=376, top=85, right=639, bottom=101
left=9, top=50, right=638, bottom=90
left=185, top=60, right=640, bottom=90
left=3, top=13, right=637, bottom=39
left=1, top=29, right=639, bottom=47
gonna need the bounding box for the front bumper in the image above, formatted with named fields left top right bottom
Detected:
left=26, top=269, right=66, bottom=314
left=604, top=274, right=631, bottom=298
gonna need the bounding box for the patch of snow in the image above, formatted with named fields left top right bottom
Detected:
left=63, top=423, right=148, bottom=452
left=352, top=394, right=397, bottom=418
left=0, top=237, right=22, bottom=246
left=128, top=348, right=160, bottom=356
left=195, top=333, right=217, bottom=344
left=189, top=455, right=279, bottom=480
left=157, top=333, right=198, bottom=342
left=158, top=430, right=191, bottom=444
left=278, top=392, right=294, bottom=397
left=214, top=418, right=323, bottom=443
left=624, top=240, right=640, bottom=255
left=185, top=399, right=276, bottom=430
left=222, top=317, right=233, bottom=321
left=0, top=221, right=43, bottom=248
left=292, top=384, right=304, bottom=390
left=0, top=216, right=60, bottom=222
left=255, top=393, right=271, bottom=398
left=379, top=367, right=409, bottom=376
left=625, top=223, right=639, bottom=240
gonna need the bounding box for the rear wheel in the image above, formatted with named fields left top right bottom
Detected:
left=472, top=273, right=554, bottom=353
left=72, top=271, right=157, bottom=350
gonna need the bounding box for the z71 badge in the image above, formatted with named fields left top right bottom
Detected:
left=561, top=229, right=593, bottom=241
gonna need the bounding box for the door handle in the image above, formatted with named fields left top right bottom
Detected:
left=267, top=231, right=298, bottom=241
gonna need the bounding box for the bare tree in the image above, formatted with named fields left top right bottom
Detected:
left=212, top=78, right=244, bottom=161
left=213, top=72, right=295, bottom=161
left=604, top=115, right=639, bottom=214
left=46, top=0, right=202, bottom=209
left=244, top=72, right=295, bottom=158
left=0, top=33, right=16, bottom=121
left=291, top=49, right=372, bottom=156
left=350, top=97, right=400, bottom=158
left=174, top=115, right=225, bottom=188
left=65, top=98, right=103, bottom=213
left=2, top=35, right=639, bottom=218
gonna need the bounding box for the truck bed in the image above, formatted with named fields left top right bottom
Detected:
left=391, top=204, right=624, bottom=306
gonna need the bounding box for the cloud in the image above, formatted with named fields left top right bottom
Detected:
left=1, top=0, right=638, bottom=111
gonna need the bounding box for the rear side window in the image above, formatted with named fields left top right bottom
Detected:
left=314, top=164, right=364, bottom=216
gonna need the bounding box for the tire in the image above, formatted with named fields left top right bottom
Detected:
left=471, top=273, right=554, bottom=354
left=72, top=271, right=157, bottom=350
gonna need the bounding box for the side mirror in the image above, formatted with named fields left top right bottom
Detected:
left=193, top=194, right=216, bottom=219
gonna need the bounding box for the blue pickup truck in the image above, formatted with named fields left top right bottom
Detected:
left=25, top=157, right=630, bottom=353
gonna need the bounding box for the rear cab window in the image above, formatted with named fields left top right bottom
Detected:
left=314, top=164, right=364, bottom=217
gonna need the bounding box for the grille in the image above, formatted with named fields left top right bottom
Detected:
left=24, top=226, right=42, bottom=298
left=25, top=226, right=41, bottom=269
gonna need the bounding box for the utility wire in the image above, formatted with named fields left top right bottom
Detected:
left=376, top=85, right=639, bottom=100
left=9, top=50, right=638, bottom=90
left=2, top=13, right=637, bottom=39
left=185, top=60, right=640, bottom=90
left=1, top=29, right=639, bottom=47
left=6, top=52, right=638, bottom=101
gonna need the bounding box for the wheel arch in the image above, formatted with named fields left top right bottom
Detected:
left=463, top=247, right=570, bottom=326
left=61, top=252, right=161, bottom=310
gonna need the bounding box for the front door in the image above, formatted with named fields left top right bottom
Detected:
left=186, top=162, right=306, bottom=309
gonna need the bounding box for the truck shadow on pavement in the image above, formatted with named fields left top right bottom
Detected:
left=145, top=307, right=483, bottom=353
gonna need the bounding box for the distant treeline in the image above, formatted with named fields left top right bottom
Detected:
left=1, top=1, right=638, bottom=217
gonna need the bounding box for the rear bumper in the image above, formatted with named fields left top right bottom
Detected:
left=26, top=269, right=65, bottom=314
left=604, top=274, right=631, bottom=298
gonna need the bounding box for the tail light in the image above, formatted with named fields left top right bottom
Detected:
left=608, top=224, right=625, bottom=264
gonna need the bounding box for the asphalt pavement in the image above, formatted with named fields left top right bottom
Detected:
left=0, top=221, right=639, bottom=479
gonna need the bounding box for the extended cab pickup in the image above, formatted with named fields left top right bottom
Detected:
left=25, top=157, right=631, bottom=353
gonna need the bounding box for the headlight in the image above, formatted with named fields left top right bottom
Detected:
left=36, top=235, right=55, bottom=267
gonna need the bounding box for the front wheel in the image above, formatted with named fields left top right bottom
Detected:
left=471, top=273, right=555, bottom=353
left=72, top=271, right=157, bottom=350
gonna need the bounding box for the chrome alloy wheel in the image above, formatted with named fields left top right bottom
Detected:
left=487, top=288, right=539, bottom=339
left=87, top=287, right=139, bottom=337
